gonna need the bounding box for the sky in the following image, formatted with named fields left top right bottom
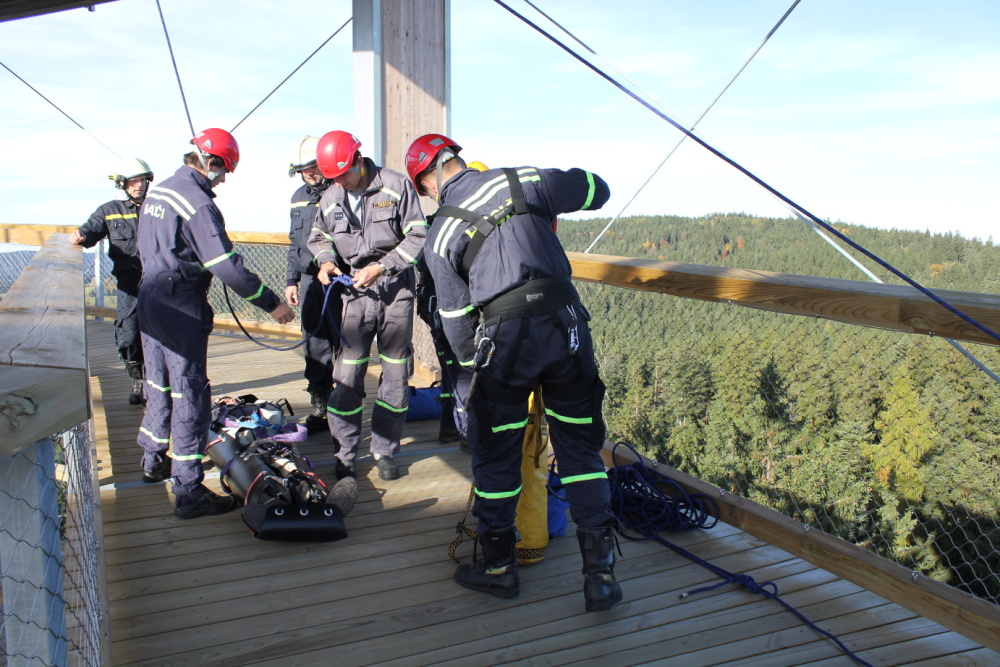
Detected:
left=1, top=0, right=998, bottom=248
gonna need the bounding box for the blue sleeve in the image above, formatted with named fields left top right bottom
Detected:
left=540, top=168, right=610, bottom=215
left=76, top=205, right=109, bottom=248
left=185, top=205, right=280, bottom=312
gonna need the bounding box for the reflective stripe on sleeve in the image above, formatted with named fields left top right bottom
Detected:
left=439, top=305, right=476, bottom=318
left=244, top=285, right=265, bottom=301
left=203, top=250, right=236, bottom=268
left=582, top=171, right=597, bottom=210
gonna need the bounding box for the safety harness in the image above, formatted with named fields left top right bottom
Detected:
left=433, top=168, right=548, bottom=279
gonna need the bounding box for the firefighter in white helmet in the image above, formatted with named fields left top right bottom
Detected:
left=70, top=157, right=154, bottom=405
left=285, top=136, right=341, bottom=433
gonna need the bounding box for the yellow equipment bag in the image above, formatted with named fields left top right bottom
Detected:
left=449, top=388, right=550, bottom=565
left=514, top=389, right=549, bottom=564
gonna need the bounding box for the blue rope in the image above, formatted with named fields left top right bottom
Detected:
left=608, top=442, right=874, bottom=667
left=491, top=0, right=1000, bottom=346
left=222, top=275, right=351, bottom=352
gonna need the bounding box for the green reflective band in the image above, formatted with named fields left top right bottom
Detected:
left=344, top=357, right=370, bottom=365
left=380, top=187, right=402, bottom=200
left=560, top=471, right=608, bottom=485
left=402, top=219, right=427, bottom=234
left=379, top=353, right=408, bottom=365
left=376, top=399, right=408, bottom=413
left=170, top=392, right=183, bottom=399
left=474, top=485, right=522, bottom=500
left=441, top=392, right=453, bottom=399
left=244, top=285, right=265, bottom=301
left=146, top=380, right=170, bottom=393
left=492, top=418, right=530, bottom=433
left=582, top=171, right=596, bottom=210
left=327, top=405, right=363, bottom=416
left=544, top=407, right=593, bottom=425
left=174, top=454, right=205, bottom=461
left=203, top=250, right=236, bottom=268
left=139, top=427, right=170, bottom=445
left=440, top=304, right=476, bottom=318
left=396, top=248, right=418, bottom=264
left=460, top=359, right=475, bottom=367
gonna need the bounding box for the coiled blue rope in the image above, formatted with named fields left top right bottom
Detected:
left=607, top=441, right=873, bottom=667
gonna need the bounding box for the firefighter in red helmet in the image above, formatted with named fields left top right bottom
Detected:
left=135, top=128, right=294, bottom=519
left=308, top=131, right=427, bottom=482
left=405, top=132, right=623, bottom=613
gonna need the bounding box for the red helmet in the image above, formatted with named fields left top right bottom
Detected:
left=191, top=128, right=239, bottom=173
left=316, top=130, right=362, bottom=178
left=405, top=133, right=461, bottom=194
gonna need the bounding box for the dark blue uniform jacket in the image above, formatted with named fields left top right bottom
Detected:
left=423, top=166, right=609, bottom=365
left=77, top=198, right=142, bottom=282
left=137, top=165, right=280, bottom=329
left=285, top=182, right=327, bottom=286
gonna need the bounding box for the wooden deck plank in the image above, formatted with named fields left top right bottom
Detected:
left=84, top=321, right=999, bottom=666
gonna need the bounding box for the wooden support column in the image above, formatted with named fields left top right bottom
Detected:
left=352, top=0, right=450, bottom=171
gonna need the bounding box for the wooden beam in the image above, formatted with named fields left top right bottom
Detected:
left=352, top=0, right=448, bottom=170
left=0, top=234, right=89, bottom=457
left=226, top=231, right=290, bottom=246
left=0, top=236, right=87, bottom=370
left=0, top=366, right=88, bottom=458
left=570, top=252, right=1000, bottom=347
left=601, top=443, right=1000, bottom=653
left=0, top=223, right=78, bottom=245
left=381, top=0, right=448, bottom=172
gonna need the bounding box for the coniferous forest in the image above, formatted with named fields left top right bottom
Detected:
left=557, top=214, right=1000, bottom=603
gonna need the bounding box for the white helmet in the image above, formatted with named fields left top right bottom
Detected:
left=288, top=135, right=321, bottom=177
left=109, top=157, right=154, bottom=190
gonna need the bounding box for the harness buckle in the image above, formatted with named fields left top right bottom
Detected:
left=567, top=304, right=580, bottom=355
left=473, top=336, right=495, bottom=370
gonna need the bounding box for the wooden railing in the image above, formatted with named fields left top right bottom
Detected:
left=8, top=225, right=997, bottom=347
left=0, top=234, right=90, bottom=455
left=602, top=444, right=1000, bottom=653
left=0, top=233, right=110, bottom=665
left=4, top=223, right=999, bottom=655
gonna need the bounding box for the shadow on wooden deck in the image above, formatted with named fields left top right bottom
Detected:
left=86, top=321, right=995, bottom=666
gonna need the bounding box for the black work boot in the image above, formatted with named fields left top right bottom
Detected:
left=142, top=453, right=172, bottom=483
left=454, top=524, right=520, bottom=599
left=125, top=361, right=145, bottom=405
left=304, top=389, right=329, bottom=434
left=173, top=486, right=237, bottom=520
left=577, top=524, right=624, bottom=612
left=334, top=458, right=356, bottom=479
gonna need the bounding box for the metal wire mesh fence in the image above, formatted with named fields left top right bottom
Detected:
left=6, top=230, right=997, bottom=622
left=207, top=243, right=438, bottom=374
left=579, top=281, right=1000, bottom=607
left=0, top=425, right=105, bottom=667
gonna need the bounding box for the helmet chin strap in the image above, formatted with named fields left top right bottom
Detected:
left=196, top=151, right=219, bottom=181
left=433, top=150, right=456, bottom=202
